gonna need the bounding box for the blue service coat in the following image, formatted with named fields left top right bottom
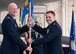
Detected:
left=31, top=31, right=44, bottom=54
left=32, top=21, right=64, bottom=54
left=0, top=14, right=29, bottom=54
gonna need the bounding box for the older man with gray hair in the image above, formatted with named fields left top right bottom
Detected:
left=0, top=3, right=32, bottom=54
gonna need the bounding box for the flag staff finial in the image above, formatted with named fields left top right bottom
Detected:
left=72, top=2, right=74, bottom=7
left=72, top=0, right=74, bottom=11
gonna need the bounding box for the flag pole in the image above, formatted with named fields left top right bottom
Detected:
left=29, top=1, right=32, bottom=54
left=19, top=8, right=22, bottom=27
left=70, top=1, right=75, bottom=54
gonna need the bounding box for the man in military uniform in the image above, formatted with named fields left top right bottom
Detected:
left=0, top=3, right=32, bottom=54
left=28, top=11, right=64, bottom=54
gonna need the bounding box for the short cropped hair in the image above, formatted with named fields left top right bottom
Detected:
left=46, top=11, right=55, bottom=16
left=8, top=3, right=17, bottom=8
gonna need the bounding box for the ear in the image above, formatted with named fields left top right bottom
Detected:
left=7, top=6, right=10, bottom=11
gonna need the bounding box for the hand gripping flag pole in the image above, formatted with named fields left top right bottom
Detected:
left=22, top=0, right=33, bottom=53
left=28, top=1, right=32, bottom=54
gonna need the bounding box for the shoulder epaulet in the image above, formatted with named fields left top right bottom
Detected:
left=52, top=22, right=56, bottom=26
left=7, top=17, right=11, bottom=19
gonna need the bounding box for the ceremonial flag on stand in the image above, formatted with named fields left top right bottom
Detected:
left=70, top=11, right=76, bottom=54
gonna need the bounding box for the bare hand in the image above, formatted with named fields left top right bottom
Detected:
left=27, top=18, right=35, bottom=27
left=26, top=46, right=32, bottom=52
left=27, top=38, right=32, bottom=44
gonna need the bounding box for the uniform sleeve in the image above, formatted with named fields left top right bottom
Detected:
left=32, top=24, right=46, bottom=34
left=18, top=25, right=29, bottom=34
left=33, top=25, right=62, bottom=45
left=3, top=19, right=28, bottom=50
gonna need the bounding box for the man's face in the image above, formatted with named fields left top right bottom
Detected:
left=8, top=4, right=18, bottom=17
left=46, top=13, right=55, bottom=24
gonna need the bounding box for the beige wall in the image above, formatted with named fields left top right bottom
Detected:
left=62, top=0, right=76, bottom=36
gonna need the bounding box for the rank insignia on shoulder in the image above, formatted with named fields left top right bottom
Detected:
left=53, top=23, right=55, bottom=25
left=15, top=24, right=17, bottom=27
left=7, top=17, right=10, bottom=19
